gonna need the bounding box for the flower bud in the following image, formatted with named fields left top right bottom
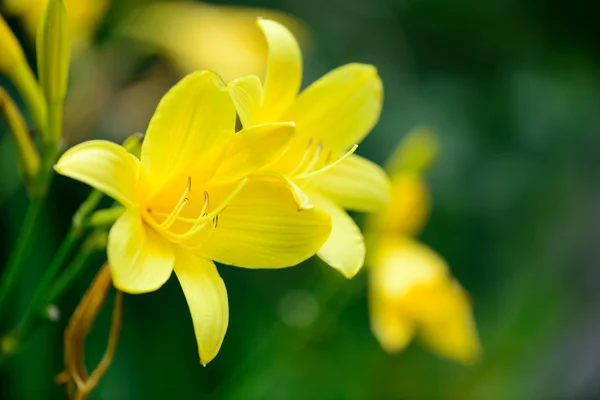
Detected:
left=0, top=14, right=26, bottom=75
left=0, top=88, right=41, bottom=190
left=37, top=0, right=70, bottom=134
left=0, top=14, right=47, bottom=136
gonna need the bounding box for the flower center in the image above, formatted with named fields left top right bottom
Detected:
left=143, top=176, right=247, bottom=248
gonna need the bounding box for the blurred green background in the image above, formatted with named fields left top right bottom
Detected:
left=2, top=0, right=600, bottom=398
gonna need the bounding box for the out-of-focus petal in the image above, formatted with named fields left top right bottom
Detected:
left=174, top=250, right=228, bottom=365
left=140, top=70, right=235, bottom=199
left=368, top=236, right=448, bottom=301
left=107, top=211, right=174, bottom=294
left=212, top=122, right=294, bottom=183
left=121, top=2, right=309, bottom=83
left=55, top=140, right=140, bottom=210
left=256, top=18, right=302, bottom=122
left=369, top=296, right=415, bottom=353
left=227, top=75, right=263, bottom=127
left=198, top=176, right=330, bottom=268
left=410, top=280, right=482, bottom=365
left=307, top=191, right=365, bottom=279
left=306, top=154, right=390, bottom=212
left=285, top=63, right=382, bottom=151
left=372, top=173, right=430, bottom=236
left=386, top=126, right=439, bottom=176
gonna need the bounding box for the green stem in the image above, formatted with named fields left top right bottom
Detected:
left=0, top=195, right=46, bottom=312
left=17, top=228, right=80, bottom=338
left=48, top=230, right=106, bottom=304
left=0, top=84, right=62, bottom=316
left=45, top=100, right=62, bottom=152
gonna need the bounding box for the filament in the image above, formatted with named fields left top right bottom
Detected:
left=288, top=138, right=314, bottom=176
left=300, top=141, right=323, bottom=174
left=296, top=144, right=358, bottom=179
left=158, top=176, right=192, bottom=229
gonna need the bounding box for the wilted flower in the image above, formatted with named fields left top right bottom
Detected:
left=55, top=70, right=331, bottom=364
left=56, top=264, right=122, bottom=400
left=367, top=128, right=481, bottom=364
left=228, top=19, right=389, bottom=279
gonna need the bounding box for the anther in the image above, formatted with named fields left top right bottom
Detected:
left=212, top=215, right=219, bottom=228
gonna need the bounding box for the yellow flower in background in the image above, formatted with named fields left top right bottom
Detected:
left=228, top=19, right=389, bottom=279
left=367, top=128, right=481, bottom=364
left=122, top=1, right=310, bottom=83
left=55, top=70, right=331, bottom=364
left=4, top=0, right=109, bottom=51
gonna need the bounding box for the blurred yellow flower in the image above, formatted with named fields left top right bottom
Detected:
left=55, top=70, right=331, bottom=364
left=228, top=19, right=389, bottom=279
left=122, top=1, right=310, bottom=83
left=4, top=0, right=108, bottom=52
left=367, top=127, right=481, bottom=364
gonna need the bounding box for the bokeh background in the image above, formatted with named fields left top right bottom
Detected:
left=2, top=0, right=600, bottom=398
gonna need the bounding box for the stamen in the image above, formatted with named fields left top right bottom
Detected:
left=300, top=141, right=322, bottom=174
left=213, top=215, right=219, bottom=228
left=296, top=144, right=358, bottom=179
left=177, top=191, right=210, bottom=236
left=170, top=178, right=247, bottom=241
left=288, top=138, right=315, bottom=176
left=158, top=177, right=192, bottom=229
left=160, top=198, right=189, bottom=231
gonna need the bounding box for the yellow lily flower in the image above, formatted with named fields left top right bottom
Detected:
left=367, top=128, right=481, bottom=364
left=227, top=19, right=390, bottom=279
left=55, top=70, right=331, bottom=364
left=122, top=1, right=309, bottom=83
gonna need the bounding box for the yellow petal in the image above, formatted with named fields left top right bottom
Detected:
left=212, top=122, right=294, bottom=183
left=120, top=2, right=309, bottom=83
left=281, top=174, right=313, bottom=210
left=377, top=173, right=430, bottom=235
left=308, top=191, right=365, bottom=279
left=55, top=140, right=140, bottom=210
left=107, top=211, right=174, bottom=294
left=285, top=63, right=383, bottom=151
left=140, top=70, right=235, bottom=199
left=227, top=74, right=263, bottom=127
left=368, top=236, right=448, bottom=302
left=306, top=154, right=390, bottom=212
left=411, top=280, right=481, bottom=365
left=174, top=249, right=228, bottom=365
left=369, top=296, right=415, bottom=353
left=198, top=176, right=331, bottom=268
left=387, top=126, right=439, bottom=176
left=256, top=18, right=302, bottom=122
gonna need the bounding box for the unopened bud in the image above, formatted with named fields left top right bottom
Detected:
left=37, top=0, right=71, bottom=104
left=0, top=14, right=26, bottom=75
left=122, top=132, right=144, bottom=159
left=0, top=88, right=41, bottom=189
left=0, top=14, right=47, bottom=136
